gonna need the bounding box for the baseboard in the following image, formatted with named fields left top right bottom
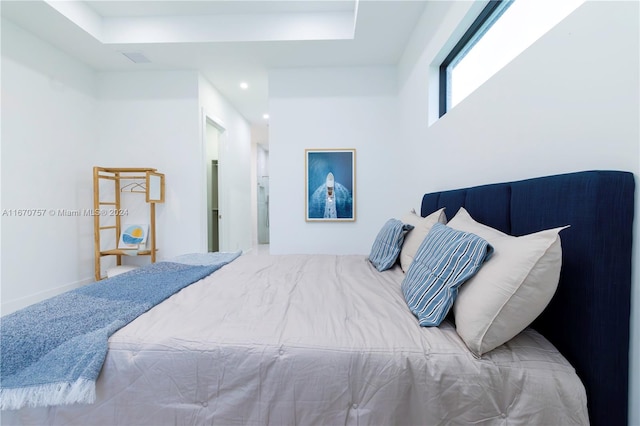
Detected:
left=1, top=277, right=93, bottom=316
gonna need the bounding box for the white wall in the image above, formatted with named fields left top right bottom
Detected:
left=199, top=76, right=253, bottom=254
left=269, top=66, right=401, bottom=254
left=0, top=19, right=255, bottom=312
left=398, top=0, right=639, bottom=194
left=397, top=1, right=639, bottom=423
left=98, top=72, right=254, bottom=260
left=256, top=145, right=269, bottom=179
left=1, top=19, right=96, bottom=314
left=95, top=70, right=202, bottom=272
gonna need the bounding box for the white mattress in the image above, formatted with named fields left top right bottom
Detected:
left=6, top=254, right=588, bottom=425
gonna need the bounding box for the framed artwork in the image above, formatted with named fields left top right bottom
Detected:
left=305, top=148, right=356, bottom=222
left=146, top=171, right=165, bottom=203
left=118, top=224, right=149, bottom=249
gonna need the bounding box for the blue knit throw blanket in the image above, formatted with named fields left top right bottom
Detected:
left=0, top=252, right=241, bottom=410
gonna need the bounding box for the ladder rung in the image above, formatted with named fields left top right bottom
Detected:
left=99, top=202, right=117, bottom=205
left=99, top=226, right=117, bottom=230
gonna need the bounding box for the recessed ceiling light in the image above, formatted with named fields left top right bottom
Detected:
left=240, top=82, right=249, bottom=90
left=263, top=114, right=270, bottom=120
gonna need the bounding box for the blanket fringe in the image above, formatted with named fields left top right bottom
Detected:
left=0, top=379, right=95, bottom=411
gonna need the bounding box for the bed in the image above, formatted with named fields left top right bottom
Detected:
left=1, top=170, right=634, bottom=425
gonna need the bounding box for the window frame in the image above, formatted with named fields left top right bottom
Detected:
left=439, top=0, right=513, bottom=117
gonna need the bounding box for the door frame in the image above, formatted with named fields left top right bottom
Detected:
left=201, top=108, right=227, bottom=252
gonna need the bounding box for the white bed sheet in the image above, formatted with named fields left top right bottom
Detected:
left=6, top=254, right=588, bottom=425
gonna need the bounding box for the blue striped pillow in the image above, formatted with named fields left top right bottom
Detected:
left=369, top=219, right=414, bottom=271
left=402, top=222, right=493, bottom=326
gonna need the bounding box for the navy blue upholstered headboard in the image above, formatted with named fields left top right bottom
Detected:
left=421, top=170, right=635, bottom=426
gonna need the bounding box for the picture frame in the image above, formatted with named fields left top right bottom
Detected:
left=146, top=171, right=165, bottom=203
left=305, top=148, right=356, bottom=222
left=118, top=223, right=149, bottom=249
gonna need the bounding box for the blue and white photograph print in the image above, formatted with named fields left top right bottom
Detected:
left=118, top=223, right=149, bottom=249
left=306, top=149, right=355, bottom=221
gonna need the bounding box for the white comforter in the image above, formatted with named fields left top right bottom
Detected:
left=7, top=254, right=588, bottom=425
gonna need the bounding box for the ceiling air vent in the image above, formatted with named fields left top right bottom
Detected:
left=122, top=52, right=151, bottom=64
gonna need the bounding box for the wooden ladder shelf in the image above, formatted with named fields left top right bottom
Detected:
left=93, top=167, right=165, bottom=280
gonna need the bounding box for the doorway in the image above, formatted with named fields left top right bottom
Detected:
left=210, top=159, right=220, bottom=252
left=257, top=176, right=269, bottom=244
left=256, top=144, right=269, bottom=244
left=206, top=119, right=222, bottom=252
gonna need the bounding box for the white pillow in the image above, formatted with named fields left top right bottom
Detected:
left=448, top=208, right=567, bottom=357
left=399, top=208, right=446, bottom=273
